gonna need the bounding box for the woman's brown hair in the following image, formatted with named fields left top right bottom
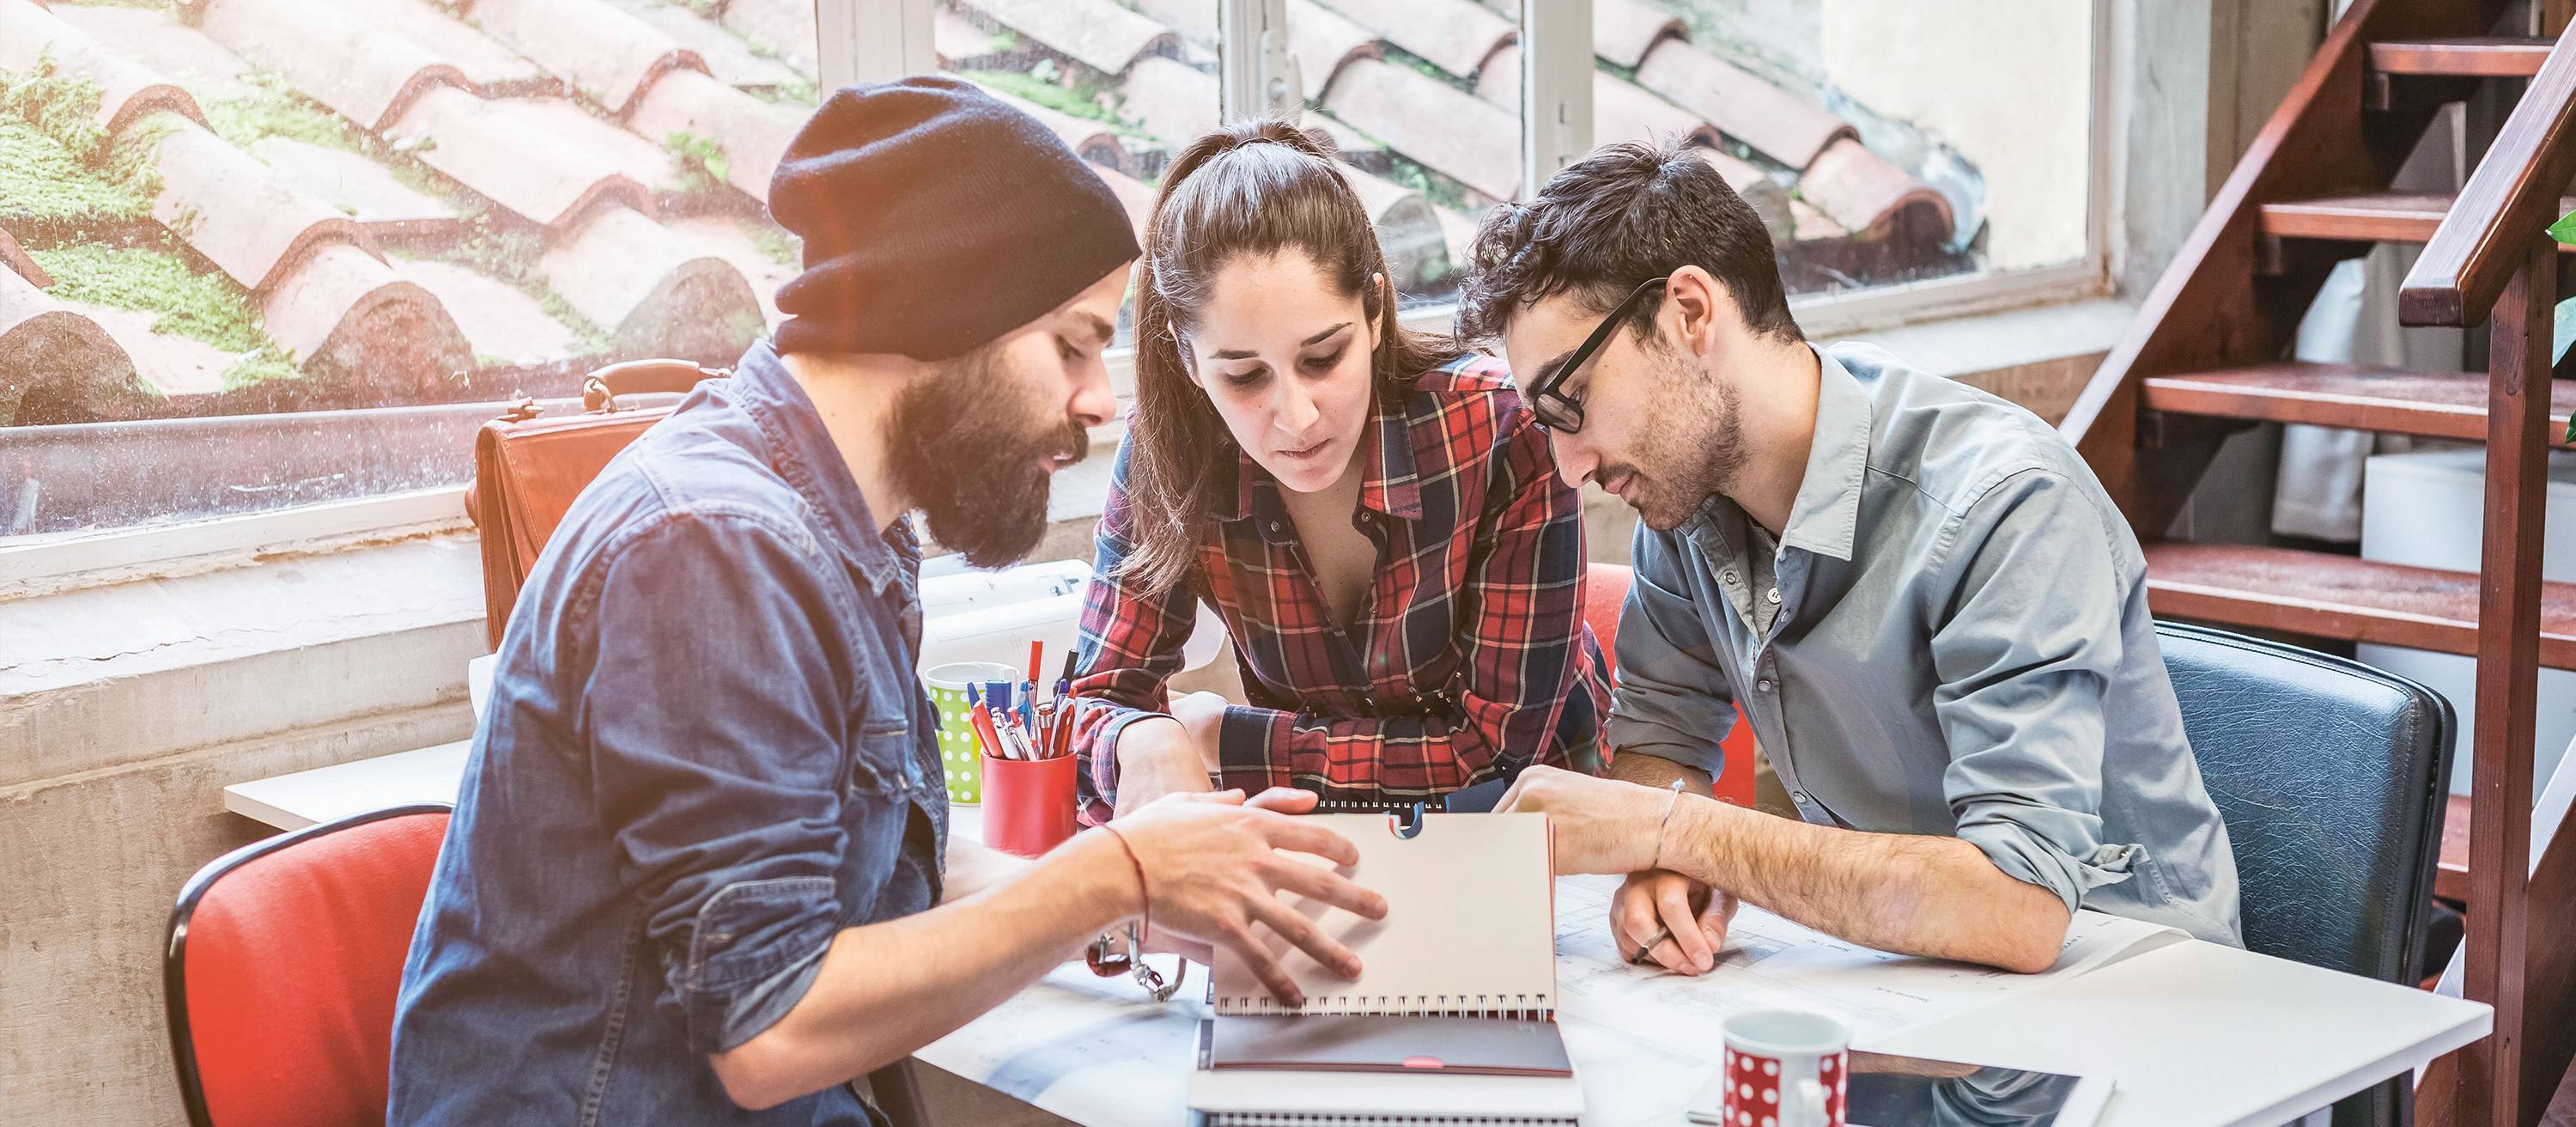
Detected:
left=1119, top=119, right=1466, bottom=594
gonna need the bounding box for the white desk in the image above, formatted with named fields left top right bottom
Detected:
left=224, top=740, right=470, bottom=830
left=221, top=777, right=2488, bottom=1126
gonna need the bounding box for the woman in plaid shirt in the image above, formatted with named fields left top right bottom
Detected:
left=1070, top=120, right=1613, bottom=823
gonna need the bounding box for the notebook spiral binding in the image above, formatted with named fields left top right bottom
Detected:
left=1212, top=994, right=1555, bottom=1020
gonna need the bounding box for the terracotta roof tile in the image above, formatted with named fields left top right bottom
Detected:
left=144, top=123, right=378, bottom=291
left=1799, top=136, right=1952, bottom=245
left=669, top=214, right=795, bottom=328
left=1339, top=165, right=1447, bottom=289
left=1, top=0, right=204, bottom=133
left=0, top=227, right=49, bottom=288
left=76, top=304, right=234, bottom=399
left=1304, top=111, right=1381, bottom=160
left=1321, top=56, right=1516, bottom=202
left=258, top=240, right=475, bottom=399
left=386, top=83, right=653, bottom=228
left=969, top=82, right=1140, bottom=177
left=1789, top=198, right=1844, bottom=241
left=330, top=0, right=552, bottom=93
left=1286, top=0, right=1379, bottom=100
left=392, top=255, right=584, bottom=364
left=1314, top=0, right=1513, bottom=82
left=1118, top=55, right=1217, bottom=149
left=626, top=68, right=805, bottom=198
left=1690, top=148, right=1792, bottom=243
left=1435, top=204, right=1480, bottom=273
left=1632, top=38, right=1852, bottom=170
left=1591, top=0, right=1686, bottom=70
left=467, top=0, right=708, bottom=117
left=602, top=0, right=803, bottom=91
left=1126, top=0, right=1213, bottom=46
left=47, top=3, right=258, bottom=104
left=192, top=0, right=465, bottom=130
left=962, top=0, right=1178, bottom=77
left=1474, top=45, right=1721, bottom=149
left=934, top=7, right=1003, bottom=61
left=493, top=95, right=696, bottom=196
left=539, top=202, right=761, bottom=365
left=0, top=265, right=143, bottom=425
left=714, top=0, right=814, bottom=77
left=1094, top=163, right=1157, bottom=238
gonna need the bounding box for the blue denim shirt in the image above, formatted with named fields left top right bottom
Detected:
left=389, top=342, right=948, bottom=1125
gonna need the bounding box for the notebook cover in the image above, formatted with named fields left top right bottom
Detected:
left=1207, top=1014, right=1573, bottom=1077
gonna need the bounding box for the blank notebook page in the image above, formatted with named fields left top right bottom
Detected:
left=1212, top=812, right=1556, bottom=1016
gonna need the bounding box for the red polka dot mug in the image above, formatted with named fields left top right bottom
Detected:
left=1710, top=1009, right=1849, bottom=1127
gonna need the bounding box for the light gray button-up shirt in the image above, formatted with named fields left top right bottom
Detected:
left=1608, top=342, right=2243, bottom=945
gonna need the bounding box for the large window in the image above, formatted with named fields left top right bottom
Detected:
left=1, top=0, right=2103, bottom=576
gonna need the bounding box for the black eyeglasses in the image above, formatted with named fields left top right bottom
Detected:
left=1522, top=277, right=1667, bottom=434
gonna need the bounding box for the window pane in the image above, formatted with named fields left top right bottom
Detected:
left=1604, top=0, right=2093, bottom=295
left=1, top=0, right=820, bottom=543
left=1280, top=0, right=1524, bottom=313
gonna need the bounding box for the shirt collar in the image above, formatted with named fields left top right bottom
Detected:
left=728, top=340, right=917, bottom=593
left=1777, top=343, right=1871, bottom=562
left=1215, top=389, right=1425, bottom=523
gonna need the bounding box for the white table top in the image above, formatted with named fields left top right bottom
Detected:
left=223, top=763, right=2488, bottom=1126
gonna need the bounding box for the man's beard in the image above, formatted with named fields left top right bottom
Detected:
left=1620, top=340, right=1745, bottom=533
left=884, top=347, right=1088, bottom=569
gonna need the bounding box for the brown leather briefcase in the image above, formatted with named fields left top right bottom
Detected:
left=465, top=358, right=726, bottom=649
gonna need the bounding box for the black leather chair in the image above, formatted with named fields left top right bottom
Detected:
left=2158, top=622, right=2456, bottom=1127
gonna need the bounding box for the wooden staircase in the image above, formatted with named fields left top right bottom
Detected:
left=2060, top=1, right=2576, bottom=1124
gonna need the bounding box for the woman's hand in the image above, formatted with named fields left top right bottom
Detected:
left=1109, top=788, right=1388, bottom=1006
left=1110, top=716, right=1217, bottom=819
left=1494, top=765, right=1669, bottom=874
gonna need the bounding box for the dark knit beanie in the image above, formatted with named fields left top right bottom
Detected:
left=768, top=76, right=1140, bottom=361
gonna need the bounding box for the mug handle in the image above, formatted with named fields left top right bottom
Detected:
left=1795, top=1077, right=1832, bottom=1127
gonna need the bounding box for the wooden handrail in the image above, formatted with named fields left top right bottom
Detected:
left=2399, top=23, right=2576, bottom=326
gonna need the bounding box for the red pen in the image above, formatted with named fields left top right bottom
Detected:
left=968, top=698, right=1005, bottom=760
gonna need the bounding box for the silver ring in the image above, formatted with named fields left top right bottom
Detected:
left=1627, top=927, right=1672, bottom=966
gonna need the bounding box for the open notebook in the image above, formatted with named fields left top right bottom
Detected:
left=1187, top=812, right=1583, bottom=1125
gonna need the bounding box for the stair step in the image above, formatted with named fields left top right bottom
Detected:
left=2370, top=36, right=2553, bottom=77
left=2140, top=362, right=2576, bottom=445
left=2441, top=793, right=2470, bottom=904
left=2259, top=192, right=2576, bottom=245
left=2141, top=541, right=2576, bottom=671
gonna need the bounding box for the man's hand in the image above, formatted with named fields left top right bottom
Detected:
left=1109, top=788, right=1388, bottom=1006
left=1495, top=765, right=1670, bottom=874
left=1610, top=869, right=1738, bottom=975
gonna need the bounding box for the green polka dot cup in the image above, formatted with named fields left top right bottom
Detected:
left=925, top=661, right=1019, bottom=805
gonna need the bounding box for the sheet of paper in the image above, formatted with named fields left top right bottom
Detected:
left=1548, top=875, right=2184, bottom=1126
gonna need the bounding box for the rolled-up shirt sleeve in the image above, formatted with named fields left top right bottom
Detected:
left=1601, top=521, right=1741, bottom=779
left=574, top=511, right=862, bottom=1055
left=1066, top=440, right=1199, bottom=823
left=1929, top=468, right=2144, bottom=916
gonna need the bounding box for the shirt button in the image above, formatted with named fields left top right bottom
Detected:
left=1266, top=519, right=1285, bottom=535
left=1756, top=678, right=1774, bottom=692
left=1765, top=588, right=1782, bottom=605
left=1722, top=570, right=1740, bottom=586
left=1791, top=790, right=1807, bottom=803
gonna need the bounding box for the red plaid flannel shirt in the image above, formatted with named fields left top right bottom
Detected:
left=1069, top=353, right=1610, bottom=820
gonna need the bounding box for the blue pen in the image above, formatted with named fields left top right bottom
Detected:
left=983, top=679, right=1015, bottom=726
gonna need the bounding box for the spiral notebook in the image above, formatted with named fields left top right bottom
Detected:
left=1186, top=812, right=1582, bottom=1126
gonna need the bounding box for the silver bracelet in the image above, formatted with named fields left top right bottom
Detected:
left=1650, top=777, right=1687, bottom=871
left=1124, top=923, right=1186, bottom=1002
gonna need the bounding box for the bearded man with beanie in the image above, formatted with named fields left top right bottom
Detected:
left=387, top=78, right=1384, bottom=1125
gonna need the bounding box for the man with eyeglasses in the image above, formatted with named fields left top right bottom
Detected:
left=1455, top=140, right=2242, bottom=975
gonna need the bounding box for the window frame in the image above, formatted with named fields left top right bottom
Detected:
left=3, top=0, right=2113, bottom=588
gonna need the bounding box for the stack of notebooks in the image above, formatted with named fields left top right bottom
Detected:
left=1187, top=811, right=1582, bottom=1126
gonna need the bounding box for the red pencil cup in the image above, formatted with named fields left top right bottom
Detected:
left=981, top=750, right=1078, bottom=857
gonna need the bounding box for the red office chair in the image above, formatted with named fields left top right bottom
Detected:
left=1584, top=563, right=1759, bottom=807
left=164, top=803, right=451, bottom=1127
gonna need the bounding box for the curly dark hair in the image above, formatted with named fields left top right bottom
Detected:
left=1455, top=138, right=1800, bottom=345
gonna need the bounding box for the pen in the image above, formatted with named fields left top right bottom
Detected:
left=967, top=694, right=1005, bottom=760
left=1054, top=649, right=1076, bottom=703
left=1024, top=641, right=1042, bottom=730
